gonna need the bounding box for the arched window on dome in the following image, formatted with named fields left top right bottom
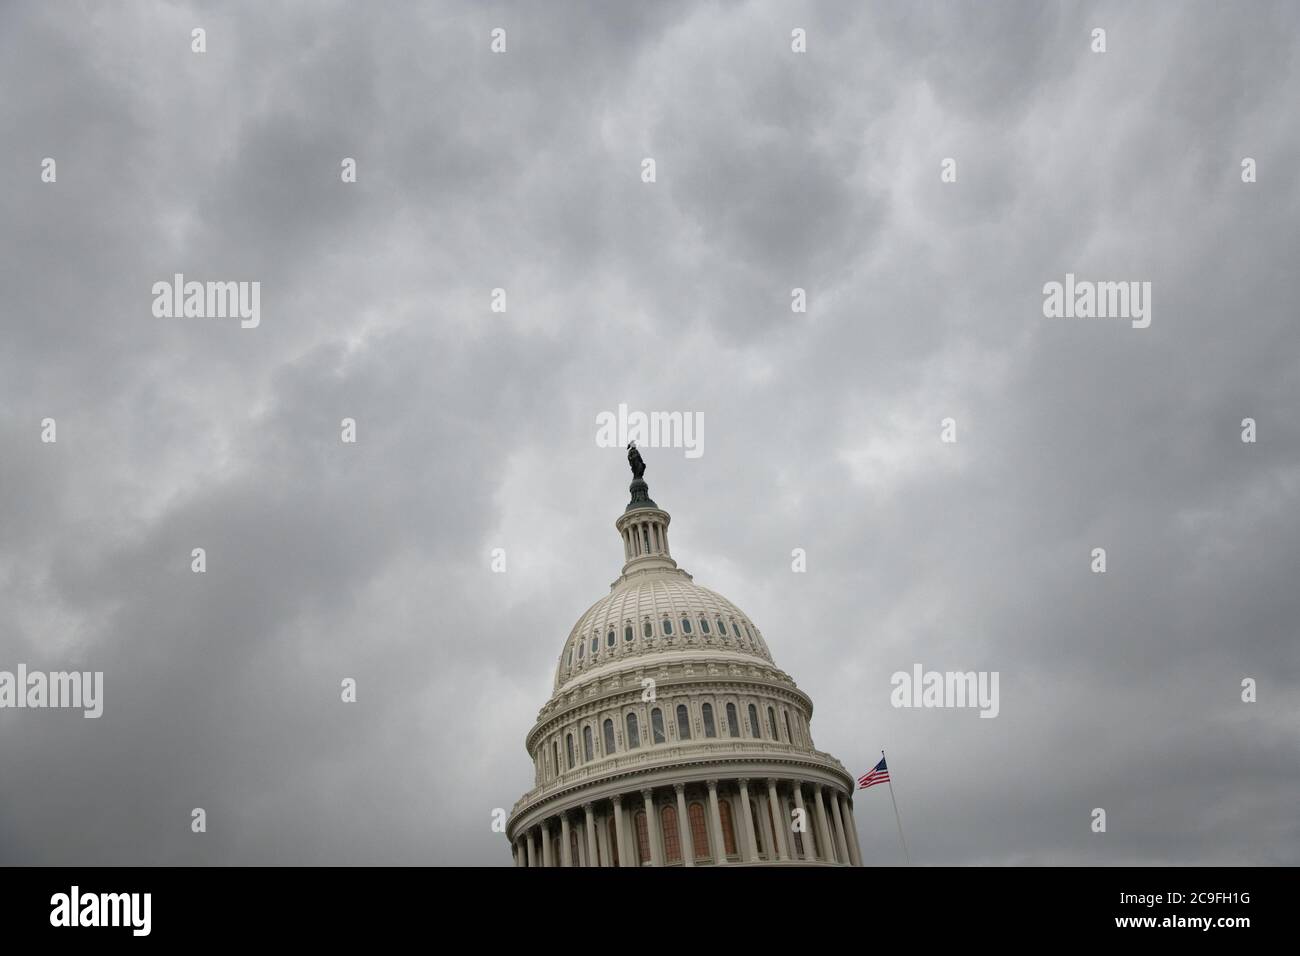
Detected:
left=651, top=707, right=665, bottom=744
left=688, top=802, right=710, bottom=862
left=643, top=619, right=653, bottom=639
left=634, top=811, right=650, bottom=865
left=624, top=624, right=633, bottom=642
left=577, top=642, right=584, bottom=660
left=566, top=733, right=575, bottom=769
left=701, top=703, right=717, bottom=738
left=768, top=706, right=780, bottom=741
left=784, top=710, right=794, bottom=745
left=748, top=703, right=761, bottom=738
left=566, top=648, right=572, bottom=666
left=590, top=635, right=598, bottom=655
left=731, top=619, right=742, bottom=642
left=744, top=624, right=754, bottom=643
left=718, top=799, right=738, bottom=858
left=676, top=704, right=691, bottom=740
left=606, top=628, right=615, bottom=648
left=642, top=526, right=651, bottom=554
left=717, top=618, right=727, bottom=636
left=681, top=617, right=692, bottom=635
left=553, top=741, right=560, bottom=778
left=699, top=617, right=710, bottom=635
left=583, top=726, right=594, bottom=762
left=602, top=718, right=616, bottom=755
left=626, top=712, right=640, bottom=749
left=725, top=702, right=740, bottom=738
left=661, top=805, right=681, bottom=864
left=662, top=618, right=673, bottom=637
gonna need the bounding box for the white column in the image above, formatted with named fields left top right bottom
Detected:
left=840, top=793, right=862, bottom=866
left=612, top=795, right=630, bottom=867
left=527, top=829, right=538, bottom=868
left=738, top=779, right=759, bottom=863
left=675, top=783, right=694, bottom=867
left=791, top=785, right=814, bottom=861
left=584, top=802, right=598, bottom=867
left=642, top=789, right=662, bottom=866
left=514, top=838, right=524, bottom=867
left=596, top=810, right=611, bottom=867
left=541, top=822, right=553, bottom=867
left=842, top=790, right=863, bottom=868
left=707, top=779, right=727, bottom=864
left=813, top=787, right=834, bottom=862
left=766, top=779, right=787, bottom=861
left=560, top=814, right=572, bottom=867
left=758, top=790, right=778, bottom=861
left=778, top=790, right=794, bottom=858
left=828, top=788, right=850, bottom=864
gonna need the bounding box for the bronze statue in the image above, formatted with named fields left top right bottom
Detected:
left=627, top=442, right=646, bottom=480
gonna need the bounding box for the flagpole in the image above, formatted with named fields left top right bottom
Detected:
left=882, top=749, right=911, bottom=866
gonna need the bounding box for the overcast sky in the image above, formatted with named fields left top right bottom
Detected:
left=1, top=1, right=1297, bottom=866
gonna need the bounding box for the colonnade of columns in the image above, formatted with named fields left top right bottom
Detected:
left=621, top=516, right=668, bottom=562
left=512, top=777, right=861, bottom=867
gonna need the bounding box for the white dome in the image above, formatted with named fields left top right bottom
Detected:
left=554, top=570, right=774, bottom=692
left=507, top=464, right=860, bottom=868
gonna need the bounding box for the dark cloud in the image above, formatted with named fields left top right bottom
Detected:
left=1, top=0, right=1297, bottom=865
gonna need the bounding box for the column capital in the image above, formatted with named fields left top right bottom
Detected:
left=640, top=787, right=654, bottom=801
left=611, top=793, right=622, bottom=807
left=766, top=777, right=778, bottom=788
left=673, top=782, right=686, bottom=795
left=706, top=778, right=719, bottom=791
left=738, top=777, right=751, bottom=789
left=582, top=802, right=595, bottom=813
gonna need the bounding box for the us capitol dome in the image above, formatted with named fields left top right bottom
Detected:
left=506, top=447, right=861, bottom=866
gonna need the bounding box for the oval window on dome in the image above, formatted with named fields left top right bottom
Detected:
left=699, top=618, right=710, bottom=634
left=681, top=618, right=692, bottom=635
left=624, top=625, right=633, bottom=642
left=643, top=620, right=653, bottom=639
left=591, top=636, right=599, bottom=654
left=606, top=629, right=615, bottom=647
left=716, top=618, right=727, bottom=636
left=662, top=618, right=672, bottom=636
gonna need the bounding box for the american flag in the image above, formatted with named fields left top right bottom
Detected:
left=858, top=756, right=890, bottom=790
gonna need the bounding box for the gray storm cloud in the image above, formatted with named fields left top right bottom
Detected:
left=1, top=0, right=1297, bottom=865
